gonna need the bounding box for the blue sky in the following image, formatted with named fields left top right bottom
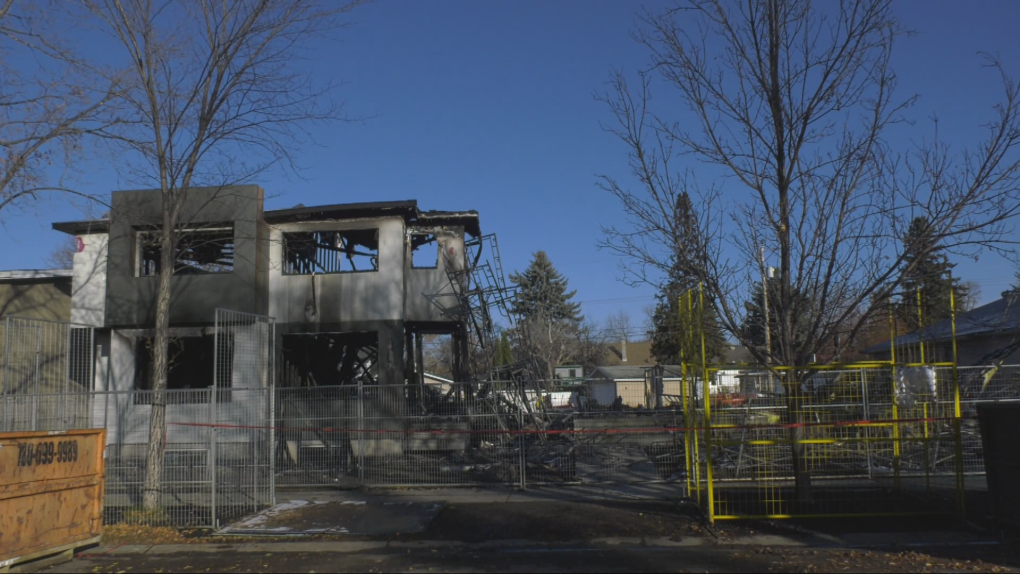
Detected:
left=4, top=1, right=1020, bottom=338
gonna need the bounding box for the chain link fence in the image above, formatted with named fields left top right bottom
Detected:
left=3, top=314, right=1020, bottom=528
left=688, top=363, right=1020, bottom=521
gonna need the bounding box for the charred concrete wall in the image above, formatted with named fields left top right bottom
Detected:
left=104, top=185, right=268, bottom=327
left=404, top=227, right=466, bottom=323
left=267, top=217, right=405, bottom=324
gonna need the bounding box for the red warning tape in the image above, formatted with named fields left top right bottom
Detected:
left=167, top=415, right=975, bottom=436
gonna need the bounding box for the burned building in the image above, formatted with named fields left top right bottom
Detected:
left=51, top=186, right=486, bottom=448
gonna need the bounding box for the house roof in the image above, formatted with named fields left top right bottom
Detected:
left=721, top=345, right=756, bottom=363
left=863, top=291, right=1020, bottom=354
left=601, top=340, right=656, bottom=366
left=589, top=365, right=685, bottom=381
left=600, top=340, right=754, bottom=366
left=53, top=198, right=482, bottom=238
left=0, top=269, right=73, bottom=281
left=264, top=199, right=419, bottom=223
left=423, top=372, right=455, bottom=384
left=51, top=219, right=110, bottom=235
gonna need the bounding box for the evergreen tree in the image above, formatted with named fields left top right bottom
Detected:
left=897, top=216, right=969, bottom=329
left=741, top=278, right=813, bottom=361
left=494, top=332, right=514, bottom=367
left=509, top=251, right=582, bottom=321
left=509, top=252, right=586, bottom=381
left=647, top=192, right=728, bottom=363
left=649, top=258, right=728, bottom=363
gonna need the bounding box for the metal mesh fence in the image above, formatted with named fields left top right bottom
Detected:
left=693, top=364, right=966, bottom=520
left=0, top=313, right=275, bottom=529
left=0, top=316, right=94, bottom=431
left=5, top=309, right=1020, bottom=528
left=101, top=388, right=215, bottom=527
left=275, top=382, right=526, bottom=487
left=212, top=309, right=275, bottom=526
left=90, top=387, right=274, bottom=528
left=950, top=364, right=1020, bottom=475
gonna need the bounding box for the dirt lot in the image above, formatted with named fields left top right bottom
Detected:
left=56, top=500, right=1018, bottom=573
left=400, top=501, right=713, bottom=542
left=99, top=501, right=971, bottom=546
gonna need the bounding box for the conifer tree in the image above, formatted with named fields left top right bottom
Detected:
left=509, top=251, right=582, bottom=321
left=897, top=217, right=969, bottom=329
left=650, top=258, right=728, bottom=364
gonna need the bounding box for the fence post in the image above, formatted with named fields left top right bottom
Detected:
left=950, top=283, right=965, bottom=517
left=686, top=290, right=702, bottom=503
left=889, top=299, right=901, bottom=491
left=519, top=383, right=526, bottom=490
left=357, top=375, right=365, bottom=485
left=62, top=323, right=71, bottom=427
left=861, top=369, right=873, bottom=479
left=32, top=323, right=41, bottom=431
left=2, top=317, right=9, bottom=431
left=211, top=311, right=220, bottom=529
left=699, top=284, right=715, bottom=523
left=268, top=321, right=276, bottom=507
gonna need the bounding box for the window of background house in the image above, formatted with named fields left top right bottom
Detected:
left=410, top=233, right=438, bottom=269
left=136, top=226, right=235, bottom=277
left=283, top=229, right=379, bottom=275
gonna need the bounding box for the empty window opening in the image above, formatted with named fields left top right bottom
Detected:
left=284, top=229, right=379, bottom=275
left=411, top=233, right=438, bottom=269
left=279, top=332, right=378, bottom=387
left=421, top=333, right=454, bottom=379
left=137, top=226, right=235, bottom=276
left=134, top=335, right=229, bottom=403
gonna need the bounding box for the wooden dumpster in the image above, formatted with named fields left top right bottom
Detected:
left=0, top=429, right=105, bottom=571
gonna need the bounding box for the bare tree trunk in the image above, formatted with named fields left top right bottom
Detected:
left=142, top=219, right=175, bottom=511
left=89, top=0, right=362, bottom=515
left=787, top=390, right=813, bottom=508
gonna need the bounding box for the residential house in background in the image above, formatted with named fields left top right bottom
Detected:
left=553, top=364, right=584, bottom=385
left=0, top=269, right=72, bottom=322
left=601, top=340, right=655, bottom=367
left=863, top=290, right=1020, bottom=367
left=0, top=269, right=79, bottom=400
left=585, top=365, right=685, bottom=409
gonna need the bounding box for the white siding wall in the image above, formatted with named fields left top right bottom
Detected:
left=71, top=233, right=108, bottom=327
left=590, top=381, right=617, bottom=406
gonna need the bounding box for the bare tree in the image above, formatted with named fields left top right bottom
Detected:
left=85, top=0, right=360, bottom=511
left=422, top=334, right=454, bottom=379
left=605, top=310, right=632, bottom=343
left=957, top=281, right=982, bottom=313
left=46, top=236, right=78, bottom=268
left=0, top=2, right=121, bottom=220
left=517, top=314, right=605, bottom=383
left=598, top=0, right=1020, bottom=505
left=641, top=303, right=656, bottom=338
